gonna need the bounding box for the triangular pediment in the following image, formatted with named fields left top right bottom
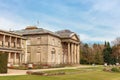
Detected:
left=70, top=33, right=80, bottom=41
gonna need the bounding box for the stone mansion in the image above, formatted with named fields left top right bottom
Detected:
left=0, top=26, right=80, bottom=65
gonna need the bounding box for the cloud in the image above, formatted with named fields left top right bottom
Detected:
left=0, top=16, right=29, bottom=31
left=80, top=33, right=115, bottom=43
left=0, top=17, right=19, bottom=30
left=0, top=0, right=120, bottom=43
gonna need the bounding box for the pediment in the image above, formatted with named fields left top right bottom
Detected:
left=70, top=33, right=80, bottom=41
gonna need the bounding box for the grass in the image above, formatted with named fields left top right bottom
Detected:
left=0, top=66, right=120, bottom=80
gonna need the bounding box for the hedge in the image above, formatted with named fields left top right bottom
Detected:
left=0, top=52, right=8, bottom=73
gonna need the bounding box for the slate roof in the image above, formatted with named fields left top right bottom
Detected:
left=13, top=26, right=74, bottom=38
left=55, top=29, right=74, bottom=38
left=0, top=29, right=22, bottom=36
left=13, top=27, right=60, bottom=37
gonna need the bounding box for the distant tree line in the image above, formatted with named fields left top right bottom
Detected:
left=80, top=37, right=120, bottom=65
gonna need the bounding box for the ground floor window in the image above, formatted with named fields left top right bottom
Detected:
left=36, top=53, right=41, bottom=63
left=51, top=48, right=56, bottom=63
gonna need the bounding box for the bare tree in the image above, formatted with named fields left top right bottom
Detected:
left=112, top=37, right=120, bottom=63
left=112, top=37, right=120, bottom=46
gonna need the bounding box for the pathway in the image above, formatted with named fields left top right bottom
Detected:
left=0, top=65, right=96, bottom=76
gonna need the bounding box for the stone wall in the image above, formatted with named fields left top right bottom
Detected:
left=47, top=35, right=63, bottom=65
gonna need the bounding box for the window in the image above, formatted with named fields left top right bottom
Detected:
left=16, top=53, right=20, bottom=59
left=51, top=48, right=55, bottom=54
left=27, top=53, right=31, bottom=62
left=37, top=47, right=41, bottom=53
left=8, top=42, right=10, bottom=47
left=52, top=39, right=55, bottom=45
left=37, top=37, right=41, bottom=44
left=51, top=48, right=56, bottom=63
left=36, top=53, right=41, bottom=63
left=27, top=40, right=31, bottom=45
left=14, top=42, right=16, bottom=48
left=58, top=41, right=61, bottom=46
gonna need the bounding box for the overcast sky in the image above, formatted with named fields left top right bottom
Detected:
left=0, top=0, right=120, bottom=43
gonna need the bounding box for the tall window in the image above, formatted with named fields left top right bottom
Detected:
left=58, top=41, right=61, bottom=46
left=27, top=53, right=31, bottom=63
left=8, top=42, right=10, bottom=47
left=37, top=47, right=41, bottom=53
left=27, top=40, right=31, bottom=45
left=36, top=53, right=41, bottom=63
left=14, top=42, right=16, bottom=48
left=37, top=37, right=41, bottom=44
left=52, top=39, right=55, bottom=45
left=51, top=48, right=56, bottom=63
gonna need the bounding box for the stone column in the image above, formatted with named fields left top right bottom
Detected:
left=14, top=38, right=16, bottom=48
left=76, top=44, right=78, bottom=64
left=71, top=43, right=73, bottom=64
left=3, top=35, right=5, bottom=47
left=68, top=43, right=70, bottom=64
left=23, top=40, right=28, bottom=64
left=14, top=38, right=17, bottom=48
left=14, top=53, right=17, bottom=64
left=20, top=39, right=22, bottom=48
left=8, top=53, right=11, bottom=63
left=73, top=44, right=75, bottom=63
left=77, top=44, right=80, bottom=64
left=19, top=53, right=22, bottom=65
left=74, top=44, right=77, bottom=64
left=70, top=43, right=71, bottom=64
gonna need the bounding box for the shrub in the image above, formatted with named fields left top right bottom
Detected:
left=111, top=67, right=120, bottom=72
left=31, top=72, right=45, bottom=75
left=103, top=68, right=111, bottom=72
left=27, top=71, right=65, bottom=76
left=0, top=52, right=8, bottom=73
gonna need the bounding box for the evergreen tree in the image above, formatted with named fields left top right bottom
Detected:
left=103, top=42, right=116, bottom=64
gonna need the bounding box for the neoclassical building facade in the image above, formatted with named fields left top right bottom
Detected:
left=0, top=29, right=27, bottom=65
left=14, top=26, right=80, bottom=65
left=0, top=26, right=80, bottom=65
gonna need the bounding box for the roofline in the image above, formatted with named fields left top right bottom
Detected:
left=70, top=33, right=75, bottom=37
left=0, top=29, right=27, bottom=40
left=22, top=32, right=61, bottom=38
left=0, top=29, right=22, bottom=36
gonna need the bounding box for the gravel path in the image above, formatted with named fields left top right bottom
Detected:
left=0, top=65, right=95, bottom=76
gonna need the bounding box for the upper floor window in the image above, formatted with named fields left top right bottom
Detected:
left=27, top=40, right=31, bottom=45
left=14, top=42, right=16, bottom=48
left=52, top=39, right=55, bottom=45
left=58, top=41, right=61, bottom=46
left=37, top=47, right=41, bottom=53
left=2, top=41, right=4, bottom=47
left=8, top=42, right=10, bottom=47
left=37, top=37, right=41, bottom=44
left=51, top=48, right=56, bottom=54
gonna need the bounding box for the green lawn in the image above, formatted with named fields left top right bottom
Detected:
left=0, top=66, right=120, bottom=80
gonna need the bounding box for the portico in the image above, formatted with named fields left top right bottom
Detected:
left=61, top=33, right=80, bottom=64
